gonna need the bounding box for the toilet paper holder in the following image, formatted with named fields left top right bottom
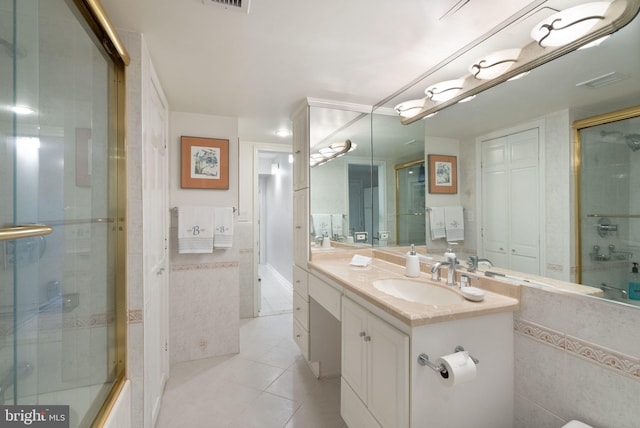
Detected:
left=417, top=345, right=479, bottom=374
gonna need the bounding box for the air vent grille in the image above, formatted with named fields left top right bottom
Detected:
left=576, top=72, right=628, bottom=89
left=203, top=0, right=250, bottom=13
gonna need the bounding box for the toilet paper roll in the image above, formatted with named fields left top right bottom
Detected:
left=436, top=351, right=477, bottom=386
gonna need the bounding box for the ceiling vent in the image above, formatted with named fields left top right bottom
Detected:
left=576, top=72, right=628, bottom=89
left=203, top=0, right=250, bottom=14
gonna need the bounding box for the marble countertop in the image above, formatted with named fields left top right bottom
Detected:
left=308, top=248, right=521, bottom=327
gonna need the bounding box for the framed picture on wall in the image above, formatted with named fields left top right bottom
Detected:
left=428, top=154, right=457, bottom=194
left=181, top=136, right=229, bottom=189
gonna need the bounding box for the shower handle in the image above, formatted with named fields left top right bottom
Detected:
left=0, top=224, right=53, bottom=241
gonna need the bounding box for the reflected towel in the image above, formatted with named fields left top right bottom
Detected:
left=214, top=207, right=234, bottom=248
left=312, top=214, right=332, bottom=238
left=178, top=206, right=214, bottom=253
left=429, top=207, right=446, bottom=240
left=444, top=206, right=464, bottom=241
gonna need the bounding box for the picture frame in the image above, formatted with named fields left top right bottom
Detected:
left=181, top=136, right=229, bottom=189
left=428, top=154, right=457, bottom=194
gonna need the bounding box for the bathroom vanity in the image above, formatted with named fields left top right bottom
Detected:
left=295, top=248, right=520, bottom=428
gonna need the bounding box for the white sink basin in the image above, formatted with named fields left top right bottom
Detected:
left=372, top=278, right=463, bottom=305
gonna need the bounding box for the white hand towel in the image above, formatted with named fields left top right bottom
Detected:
left=444, top=206, right=464, bottom=242
left=214, top=207, right=234, bottom=248
left=312, top=214, right=332, bottom=238
left=429, top=207, right=446, bottom=240
left=178, top=206, right=215, bottom=254
left=331, top=214, right=344, bottom=237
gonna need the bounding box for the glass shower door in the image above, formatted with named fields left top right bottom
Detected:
left=1, top=0, right=120, bottom=425
left=395, top=160, right=426, bottom=246
left=577, top=107, right=640, bottom=305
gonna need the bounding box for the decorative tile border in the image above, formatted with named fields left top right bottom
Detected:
left=515, top=318, right=640, bottom=381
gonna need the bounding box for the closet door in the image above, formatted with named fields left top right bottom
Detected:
left=481, top=137, right=509, bottom=268
left=481, top=128, right=540, bottom=275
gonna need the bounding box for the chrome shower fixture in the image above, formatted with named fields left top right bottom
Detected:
left=625, top=133, right=640, bottom=151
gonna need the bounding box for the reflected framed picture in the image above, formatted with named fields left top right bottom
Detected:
left=181, top=136, right=229, bottom=189
left=428, top=154, right=457, bottom=194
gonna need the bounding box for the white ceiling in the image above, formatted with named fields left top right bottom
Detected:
left=100, top=0, right=543, bottom=144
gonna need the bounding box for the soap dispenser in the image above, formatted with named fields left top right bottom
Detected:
left=629, top=262, right=640, bottom=300
left=405, top=244, right=420, bottom=277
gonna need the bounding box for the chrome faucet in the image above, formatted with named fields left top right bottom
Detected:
left=430, top=261, right=450, bottom=282
left=467, top=256, right=493, bottom=272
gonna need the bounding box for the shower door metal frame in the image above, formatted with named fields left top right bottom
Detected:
left=572, top=104, right=640, bottom=284
left=0, top=0, right=128, bottom=424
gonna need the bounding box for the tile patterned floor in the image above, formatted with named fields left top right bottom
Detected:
left=258, top=264, right=293, bottom=317
left=156, top=313, right=346, bottom=428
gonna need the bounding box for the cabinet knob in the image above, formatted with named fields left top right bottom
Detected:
left=295, top=307, right=301, bottom=311
left=363, top=336, right=371, bottom=342
left=512, top=249, right=516, bottom=253
left=296, top=334, right=301, bottom=339
left=359, top=331, right=366, bottom=337
left=499, top=247, right=504, bottom=251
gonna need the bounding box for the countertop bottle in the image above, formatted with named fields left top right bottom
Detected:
left=629, top=262, right=640, bottom=300
left=405, top=244, right=420, bottom=277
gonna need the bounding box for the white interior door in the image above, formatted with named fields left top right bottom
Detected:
left=143, top=71, right=169, bottom=428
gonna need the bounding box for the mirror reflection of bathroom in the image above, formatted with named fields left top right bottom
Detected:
left=395, top=160, right=426, bottom=246
left=348, top=163, right=379, bottom=245
left=577, top=109, right=640, bottom=304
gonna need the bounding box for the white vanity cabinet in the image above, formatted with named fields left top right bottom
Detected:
left=341, top=297, right=409, bottom=428
left=292, top=265, right=310, bottom=359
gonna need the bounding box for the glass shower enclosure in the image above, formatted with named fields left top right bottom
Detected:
left=576, top=106, right=640, bottom=305
left=1, top=0, right=122, bottom=425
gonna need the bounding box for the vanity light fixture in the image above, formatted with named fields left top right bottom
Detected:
left=393, top=0, right=637, bottom=125
left=470, top=48, right=522, bottom=80
left=531, top=1, right=612, bottom=47
left=310, top=139, right=355, bottom=167
left=394, top=98, right=426, bottom=118
left=425, top=79, right=465, bottom=102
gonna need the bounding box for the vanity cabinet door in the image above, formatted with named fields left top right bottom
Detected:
left=341, top=297, right=409, bottom=428
left=367, top=313, right=409, bottom=428
left=293, top=189, right=309, bottom=267
left=342, top=297, right=369, bottom=400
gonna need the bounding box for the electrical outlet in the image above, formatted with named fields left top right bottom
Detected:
left=355, top=232, right=368, bottom=242
left=379, top=232, right=389, bottom=240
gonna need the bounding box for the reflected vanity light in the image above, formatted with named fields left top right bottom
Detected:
left=394, top=98, right=426, bottom=118
left=458, top=95, right=476, bottom=103
left=275, top=128, right=291, bottom=137
left=310, top=139, right=355, bottom=167
left=425, top=79, right=465, bottom=102
left=531, top=1, right=611, bottom=47
left=507, top=71, right=530, bottom=81
left=578, top=34, right=610, bottom=49
left=10, top=105, right=35, bottom=115
left=470, top=48, right=522, bottom=80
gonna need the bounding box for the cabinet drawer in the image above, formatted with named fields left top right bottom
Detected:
left=293, top=265, right=309, bottom=300
left=293, top=318, right=309, bottom=360
left=309, top=275, right=342, bottom=321
left=293, top=292, right=309, bottom=329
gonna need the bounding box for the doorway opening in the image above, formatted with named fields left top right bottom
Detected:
left=257, top=150, right=293, bottom=316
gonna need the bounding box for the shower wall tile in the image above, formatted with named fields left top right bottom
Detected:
left=515, top=284, right=640, bottom=428
left=514, top=394, right=565, bottom=428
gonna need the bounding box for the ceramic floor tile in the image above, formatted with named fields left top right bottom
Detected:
left=156, top=313, right=346, bottom=428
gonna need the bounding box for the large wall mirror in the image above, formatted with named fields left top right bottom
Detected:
left=309, top=0, right=640, bottom=308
